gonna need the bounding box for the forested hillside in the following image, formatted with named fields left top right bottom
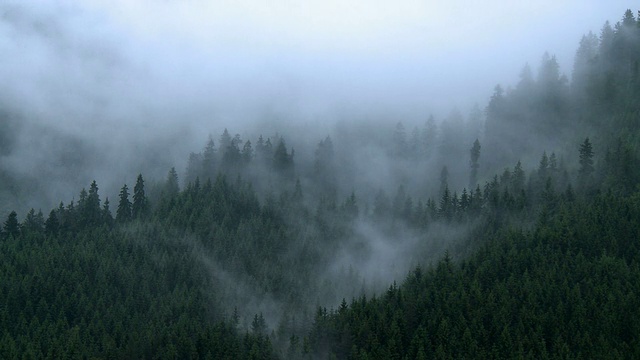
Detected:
left=1, top=8, right=640, bottom=360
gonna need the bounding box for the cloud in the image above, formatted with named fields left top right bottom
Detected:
left=0, top=0, right=635, bottom=211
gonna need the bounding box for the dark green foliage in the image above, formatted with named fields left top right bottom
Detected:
left=0, top=217, right=273, bottom=359
left=132, top=174, right=148, bottom=220
left=3, top=210, right=19, bottom=239
left=44, top=209, right=59, bottom=235
left=115, top=184, right=132, bottom=223
left=307, top=190, right=640, bottom=359
left=22, top=208, right=44, bottom=234
left=242, top=140, right=253, bottom=164
left=579, top=137, right=594, bottom=180
left=202, top=134, right=217, bottom=180
left=273, top=138, right=294, bottom=176
left=165, top=167, right=180, bottom=196
left=469, top=138, right=481, bottom=188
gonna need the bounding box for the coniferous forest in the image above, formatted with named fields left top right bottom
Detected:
left=2, top=7, right=640, bottom=360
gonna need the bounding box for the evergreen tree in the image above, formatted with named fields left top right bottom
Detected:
left=273, top=138, right=294, bottom=175
left=222, top=134, right=242, bottom=170
left=251, top=313, right=268, bottom=336
left=185, top=151, right=203, bottom=185
left=579, top=137, right=594, bottom=181
left=116, top=184, right=132, bottom=223
left=242, top=140, right=253, bottom=164
left=83, top=180, right=101, bottom=227
left=165, top=167, right=180, bottom=196
left=3, top=211, right=19, bottom=239
left=102, top=197, right=114, bottom=226
left=469, top=139, right=481, bottom=189
left=538, top=152, right=550, bottom=181
left=439, top=166, right=449, bottom=199
left=44, top=209, right=59, bottom=235
left=219, top=129, right=232, bottom=157
left=132, top=174, right=148, bottom=220
left=22, top=209, right=44, bottom=234
left=202, top=135, right=217, bottom=180
left=512, top=161, right=526, bottom=192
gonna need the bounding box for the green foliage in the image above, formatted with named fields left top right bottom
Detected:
left=307, top=190, right=640, bottom=359
left=132, top=174, right=148, bottom=220
left=469, top=138, right=481, bottom=189
left=3, top=210, right=19, bottom=239
left=0, top=215, right=274, bottom=359
left=116, top=184, right=132, bottom=223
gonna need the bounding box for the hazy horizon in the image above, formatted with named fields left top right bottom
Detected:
left=0, top=1, right=636, bottom=210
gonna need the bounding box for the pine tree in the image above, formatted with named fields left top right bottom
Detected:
left=512, top=161, right=526, bottom=192
left=166, top=167, right=179, bottom=196
left=132, top=174, right=148, bottom=220
left=22, top=209, right=44, bottom=234
left=292, top=178, right=304, bottom=203
left=116, top=184, right=132, bottom=223
left=439, top=166, right=449, bottom=199
left=102, top=197, right=114, bottom=226
left=439, top=185, right=451, bottom=220
left=84, top=180, right=101, bottom=227
left=343, top=191, right=359, bottom=219
left=251, top=313, right=268, bottom=336
left=3, top=211, right=19, bottom=239
left=202, top=135, right=217, bottom=180
left=222, top=134, right=242, bottom=170
left=273, top=138, right=293, bottom=175
left=538, top=152, right=550, bottom=181
left=579, top=137, right=594, bottom=181
left=469, top=139, right=481, bottom=189
left=219, top=129, right=232, bottom=156
left=241, top=140, right=253, bottom=164
left=44, top=209, right=59, bottom=235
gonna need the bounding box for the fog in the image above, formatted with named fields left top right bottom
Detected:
left=0, top=2, right=630, bottom=207
left=2, top=2, right=638, bottom=351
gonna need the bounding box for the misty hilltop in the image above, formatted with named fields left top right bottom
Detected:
left=1, top=3, right=640, bottom=359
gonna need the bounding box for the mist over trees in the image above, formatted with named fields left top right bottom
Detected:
left=1, top=6, right=640, bottom=360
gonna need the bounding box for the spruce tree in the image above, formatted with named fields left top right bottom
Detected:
left=44, top=209, right=59, bottom=235
left=273, top=138, right=293, bottom=175
left=242, top=140, right=253, bottom=164
left=165, top=167, right=179, bottom=196
left=85, top=180, right=101, bottom=226
left=116, top=184, right=132, bottom=223
left=102, top=197, right=114, bottom=226
left=132, top=174, right=148, bottom=220
left=579, top=138, right=594, bottom=177
left=3, top=211, right=19, bottom=239
left=202, top=135, right=217, bottom=180
left=469, top=139, right=481, bottom=189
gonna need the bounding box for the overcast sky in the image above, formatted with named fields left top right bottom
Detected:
left=86, top=1, right=634, bottom=113
left=1, top=1, right=635, bottom=128
left=0, top=0, right=636, bottom=211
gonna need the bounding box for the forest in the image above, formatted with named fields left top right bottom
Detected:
left=1, top=7, right=640, bottom=360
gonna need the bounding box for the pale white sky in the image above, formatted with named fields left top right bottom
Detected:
left=86, top=1, right=614, bottom=54
left=80, top=1, right=635, bottom=115
left=0, top=0, right=636, bottom=208
left=1, top=1, right=637, bottom=124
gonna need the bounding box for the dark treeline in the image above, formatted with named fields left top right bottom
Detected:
left=1, top=8, right=640, bottom=360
